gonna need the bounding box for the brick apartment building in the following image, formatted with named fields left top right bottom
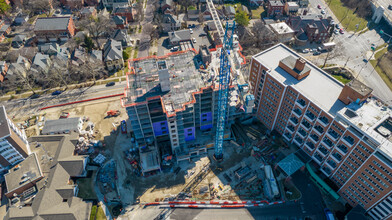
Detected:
left=0, top=106, right=30, bottom=172
left=288, top=14, right=333, bottom=43
left=249, top=44, right=392, bottom=219
left=267, top=1, right=284, bottom=17
left=34, top=17, right=76, bottom=43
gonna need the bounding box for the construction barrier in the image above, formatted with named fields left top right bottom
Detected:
left=143, top=200, right=285, bottom=207
left=39, top=93, right=124, bottom=111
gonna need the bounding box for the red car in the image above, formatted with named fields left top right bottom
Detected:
left=339, top=28, right=344, bottom=34
left=59, top=112, right=69, bottom=118
left=317, top=4, right=321, bottom=9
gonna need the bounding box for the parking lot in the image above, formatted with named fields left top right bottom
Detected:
left=157, top=24, right=211, bottom=56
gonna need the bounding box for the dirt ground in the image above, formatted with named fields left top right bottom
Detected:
left=12, top=97, right=127, bottom=140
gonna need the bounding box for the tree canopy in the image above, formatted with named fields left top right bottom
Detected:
left=235, top=10, right=249, bottom=27
left=0, top=0, right=10, bottom=15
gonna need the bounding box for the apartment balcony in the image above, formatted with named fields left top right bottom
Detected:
left=322, top=138, right=334, bottom=149
left=301, top=120, right=311, bottom=131
left=327, top=131, right=340, bottom=141
left=336, top=144, right=348, bottom=154
left=292, top=108, right=302, bottom=117
left=305, top=141, right=315, bottom=150
left=283, top=132, right=292, bottom=141
left=331, top=153, right=342, bottom=162
left=305, top=111, right=316, bottom=121
left=297, top=129, right=308, bottom=138
left=309, top=134, right=319, bottom=143
left=294, top=136, right=304, bottom=146
left=342, top=136, right=355, bottom=146
left=313, top=125, right=324, bottom=135
left=326, top=160, right=337, bottom=169
left=321, top=166, right=331, bottom=176
left=287, top=125, right=295, bottom=133
left=317, top=117, right=329, bottom=127
left=313, top=153, right=323, bottom=164
left=317, top=146, right=329, bottom=156
left=296, top=99, right=306, bottom=108
left=289, top=117, right=299, bottom=125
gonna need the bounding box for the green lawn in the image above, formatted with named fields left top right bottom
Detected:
left=370, top=47, right=392, bottom=91
left=188, top=5, right=196, bottom=10
left=76, top=175, right=97, bottom=200
left=332, top=74, right=351, bottom=84
left=133, top=47, right=138, bottom=59
left=90, top=205, right=106, bottom=220
left=326, top=0, right=367, bottom=31
left=251, top=6, right=265, bottom=19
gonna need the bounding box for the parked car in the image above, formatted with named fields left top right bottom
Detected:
left=170, top=46, right=179, bottom=52
left=199, top=33, right=207, bottom=37
left=339, top=28, right=344, bottom=34
left=389, top=4, right=392, bottom=10
left=106, top=82, right=115, bottom=87
left=321, top=9, right=325, bottom=14
left=60, top=112, right=70, bottom=119
left=121, top=120, right=127, bottom=134
left=189, top=28, right=193, bottom=34
left=334, top=29, right=339, bottom=34
left=313, top=51, right=321, bottom=55
left=302, top=49, right=309, bottom=53
left=52, top=90, right=62, bottom=96
left=30, top=93, right=40, bottom=99
left=335, top=24, right=340, bottom=29
left=192, top=38, right=196, bottom=43
left=363, top=58, right=368, bottom=63
left=317, top=4, right=321, bottom=9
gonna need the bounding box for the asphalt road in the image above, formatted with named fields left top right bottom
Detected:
left=0, top=83, right=125, bottom=117
left=137, top=0, right=155, bottom=58
left=306, top=0, right=392, bottom=104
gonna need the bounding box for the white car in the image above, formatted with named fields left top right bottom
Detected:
left=321, top=9, right=325, bottom=14
left=190, top=28, right=193, bottom=34
left=192, top=38, right=196, bottom=43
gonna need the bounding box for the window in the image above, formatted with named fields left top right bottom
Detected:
left=323, top=137, right=333, bottom=148
left=301, top=120, right=311, bottom=129
left=306, top=141, right=315, bottom=149
left=297, top=98, right=306, bottom=107
left=293, top=108, right=302, bottom=116
left=337, top=144, right=348, bottom=154
left=327, top=160, right=337, bottom=168
left=287, top=125, right=295, bottom=132
left=290, top=117, right=298, bottom=124
left=318, top=146, right=328, bottom=155
left=305, top=111, right=315, bottom=120
left=332, top=152, right=342, bottom=162
left=314, top=125, right=324, bottom=134
left=310, top=133, right=319, bottom=142
left=344, top=135, right=355, bottom=145
left=328, top=129, right=340, bottom=140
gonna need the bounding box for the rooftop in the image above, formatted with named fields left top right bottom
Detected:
left=34, top=17, right=71, bottom=31
left=123, top=52, right=215, bottom=114
left=0, top=105, right=11, bottom=139
left=337, top=98, right=392, bottom=156
left=42, top=117, right=81, bottom=134
left=253, top=44, right=346, bottom=115
left=269, top=22, right=295, bottom=34
left=5, top=153, right=43, bottom=195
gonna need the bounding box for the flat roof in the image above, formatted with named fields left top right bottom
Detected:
left=253, top=44, right=346, bottom=115
left=0, top=106, right=11, bottom=139
left=5, top=153, right=42, bottom=194
left=269, top=22, right=295, bottom=34
left=42, top=117, right=80, bottom=134
left=124, top=52, right=213, bottom=113
left=337, top=98, right=392, bottom=158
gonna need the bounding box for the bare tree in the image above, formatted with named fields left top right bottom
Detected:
left=198, top=13, right=205, bottom=24
left=143, top=23, right=159, bottom=43
left=78, top=16, right=115, bottom=48
left=49, top=58, right=70, bottom=89
left=25, top=0, right=57, bottom=16
left=250, top=20, right=278, bottom=49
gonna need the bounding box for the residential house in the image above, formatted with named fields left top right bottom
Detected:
left=285, top=2, right=299, bottom=15
left=34, top=17, right=76, bottom=43
left=268, top=22, right=295, bottom=43
left=248, top=0, right=263, bottom=6
left=11, top=34, right=26, bottom=48
left=4, top=134, right=91, bottom=220
left=0, top=61, right=8, bottom=82
left=102, top=0, right=130, bottom=9
left=72, top=47, right=87, bottom=65
left=224, top=6, right=236, bottom=19
left=113, top=15, right=128, bottom=29
left=164, top=8, right=175, bottom=15
left=113, top=6, right=135, bottom=22
left=162, top=14, right=181, bottom=33
left=31, top=53, right=51, bottom=73
left=80, top=6, right=97, bottom=18
left=0, top=20, right=11, bottom=42
left=90, top=50, right=102, bottom=61
left=85, top=0, right=99, bottom=6
left=168, top=29, right=191, bottom=46
left=240, top=5, right=250, bottom=16
left=56, top=47, right=71, bottom=62
left=103, top=39, right=124, bottom=71
left=187, top=9, right=199, bottom=21
left=267, top=1, right=284, bottom=17
left=200, top=4, right=213, bottom=21
left=112, top=29, right=131, bottom=47
left=14, top=14, right=29, bottom=26
left=38, top=43, right=60, bottom=56
left=60, top=0, right=84, bottom=9
left=287, top=14, right=333, bottom=43
left=7, top=56, right=31, bottom=79
left=206, top=20, right=217, bottom=30
left=161, top=0, right=173, bottom=13
left=0, top=106, right=30, bottom=173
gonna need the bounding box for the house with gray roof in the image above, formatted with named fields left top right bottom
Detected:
left=90, top=50, right=103, bottom=62
left=112, top=29, right=131, bottom=47
left=38, top=43, right=60, bottom=56
left=11, top=34, right=26, bottom=48
left=161, top=0, right=173, bottom=12
left=103, top=39, right=124, bottom=71
left=34, top=17, right=76, bottom=43
left=162, top=14, right=181, bottom=33
left=101, top=0, right=130, bottom=10
left=71, top=47, right=87, bottom=66
left=31, top=53, right=51, bottom=73
left=42, top=117, right=83, bottom=135
left=4, top=134, right=90, bottom=220
left=168, top=29, right=191, bottom=46
left=224, top=5, right=236, bottom=19
left=7, top=55, right=31, bottom=78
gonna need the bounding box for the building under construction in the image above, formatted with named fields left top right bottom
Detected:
left=121, top=44, right=253, bottom=175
